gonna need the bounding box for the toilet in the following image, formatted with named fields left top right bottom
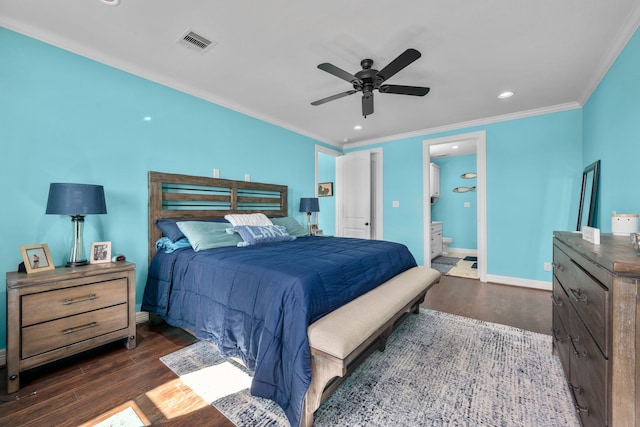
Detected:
left=442, top=237, right=453, bottom=255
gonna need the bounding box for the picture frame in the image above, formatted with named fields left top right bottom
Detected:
left=318, top=182, right=333, bottom=197
left=20, top=243, right=55, bottom=274
left=90, top=241, right=112, bottom=264
left=310, top=224, right=323, bottom=236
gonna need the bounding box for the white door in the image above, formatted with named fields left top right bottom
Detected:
left=336, top=151, right=371, bottom=238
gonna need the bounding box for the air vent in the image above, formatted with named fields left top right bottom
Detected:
left=177, top=29, right=217, bottom=55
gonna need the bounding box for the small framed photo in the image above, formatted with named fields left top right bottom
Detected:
left=90, top=241, right=112, bottom=264
left=318, top=182, right=333, bottom=197
left=20, top=244, right=55, bottom=274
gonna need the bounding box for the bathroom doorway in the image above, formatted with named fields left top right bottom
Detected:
left=423, top=131, right=487, bottom=282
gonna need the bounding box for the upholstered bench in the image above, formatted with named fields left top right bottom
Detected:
left=302, top=266, right=441, bottom=427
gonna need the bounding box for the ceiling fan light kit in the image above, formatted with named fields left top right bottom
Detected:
left=311, top=48, right=430, bottom=118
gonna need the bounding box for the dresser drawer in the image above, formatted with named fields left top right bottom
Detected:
left=22, top=279, right=128, bottom=327
left=22, top=304, right=128, bottom=358
left=552, top=307, right=571, bottom=378
left=553, top=246, right=609, bottom=356
left=570, top=311, right=608, bottom=427
left=551, top=277, right=572, bottom=335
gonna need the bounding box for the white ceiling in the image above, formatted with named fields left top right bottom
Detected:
left=2, top=0, right=640, bottom=149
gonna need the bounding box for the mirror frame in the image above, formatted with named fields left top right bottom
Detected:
left=576, top=160, right=600, bottom=231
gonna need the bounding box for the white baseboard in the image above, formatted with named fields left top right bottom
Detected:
left=0, top=311, right=151, bottom=368
left=486, top=274, right=552, bottom=291
left=446, top=248, right=477, bottom=256
left=136, top=311, right=150, bottom=324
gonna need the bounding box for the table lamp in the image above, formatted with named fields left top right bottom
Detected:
left=46, top=183, right=107, bottom=266
left=299, top=197, right=319, bottom=235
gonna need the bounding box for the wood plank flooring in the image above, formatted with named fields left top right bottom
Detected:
left=0, top=275, right=551, bottom=426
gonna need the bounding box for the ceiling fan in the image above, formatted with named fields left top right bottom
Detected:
left=311, top=48, right=430, bottom=118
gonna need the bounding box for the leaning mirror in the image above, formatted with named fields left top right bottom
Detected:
left=576, top=160, right=600, bottom=231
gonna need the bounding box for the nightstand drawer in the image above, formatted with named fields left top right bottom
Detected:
left=22, top=279, right=128, bottom=326
left=22, top=304, right=128, bottom=358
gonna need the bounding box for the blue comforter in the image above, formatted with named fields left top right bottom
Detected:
left=142, top=236, right=416, bottom=427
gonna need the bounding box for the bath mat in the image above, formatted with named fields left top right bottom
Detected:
left=432, top=255, right=460, bottom=265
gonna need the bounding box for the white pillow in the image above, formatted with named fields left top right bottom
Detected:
left=224, top=213, right=273, bottom=227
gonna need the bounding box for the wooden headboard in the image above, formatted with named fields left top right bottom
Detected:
left=148, top=171, right=288, bottom=264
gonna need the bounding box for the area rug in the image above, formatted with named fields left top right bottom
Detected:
left=160, top=309, right=579, bottom=427
left=430, top=255, right=461, bottom=274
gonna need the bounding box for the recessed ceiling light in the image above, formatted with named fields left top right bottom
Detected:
left=353, top=125, right=363, bottom=131
left=498, top=91, right=514, bottom=99
left=99, top=0, right=120, bottom=4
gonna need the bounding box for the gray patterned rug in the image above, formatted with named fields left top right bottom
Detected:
left=160, top=309, right=579, bottom=427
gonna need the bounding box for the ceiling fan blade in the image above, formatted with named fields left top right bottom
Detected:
left=362, top=93, right=374, bottom=117
left=311, top=90, right=357, bottom=106
left=375, top=48, right=422, bottom=82
left=317, top=63, right=362, bottom=84
left=379, top=85, right=430, bottom=96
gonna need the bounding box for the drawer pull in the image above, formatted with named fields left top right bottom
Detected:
left=551, top=328, right=566, bottom=342
left=573, top=349, right=587, bottom=359
left=550, top=295, right=563, bottom=307
left=64, top=294, right=97, bottom=305
left=568, top=287, right=588, bottom=303
left=63, top=322, right=98, bottom=335
left=552, top=262, right=563, bottom=272
left=569, top=383, right=582, bottom=394
left=575, top=404, right=589, bottom=414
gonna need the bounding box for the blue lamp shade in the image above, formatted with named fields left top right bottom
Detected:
left=45, top=183, right=107, bottom=267
left=46, top=183, right=107, bottom=215
left=299, top=197, right=319, bottom=213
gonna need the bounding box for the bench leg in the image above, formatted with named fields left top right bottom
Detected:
left=302, top=353, right=344, bottom=427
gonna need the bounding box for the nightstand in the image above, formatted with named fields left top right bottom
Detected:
left=6, top=262, right=136, bottom=393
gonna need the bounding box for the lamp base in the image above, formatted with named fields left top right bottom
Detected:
left=67, top=215, right=88, bottom=267
left=66, top=260, right=89, bottom=267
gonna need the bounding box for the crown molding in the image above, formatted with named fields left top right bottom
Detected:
left=344, top=102, right=581, bottom=150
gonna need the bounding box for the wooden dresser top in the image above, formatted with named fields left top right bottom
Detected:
left=554, top=231, right=640, bottom=275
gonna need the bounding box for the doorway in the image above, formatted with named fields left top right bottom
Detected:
left=423, top=131, right=487, bottom=282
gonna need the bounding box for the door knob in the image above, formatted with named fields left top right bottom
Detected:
left=365, top=222, right=369, bottom=226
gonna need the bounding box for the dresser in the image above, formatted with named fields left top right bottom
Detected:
left=6, top=262, right=136, bottom=393
left=552, top=232, right=639, bottom=427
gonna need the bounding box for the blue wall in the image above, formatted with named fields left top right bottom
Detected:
left=348, top=110, right=583, bottom=280
left=0, top=28, right=322, bottom=348
left=432, top=155, right=478, bottom=251
left=583, top=28, right=640, bottom=228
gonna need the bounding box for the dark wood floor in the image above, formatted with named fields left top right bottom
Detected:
left=423, top=275, right=552, bottom=335
left=0, top=275, right=551, bottom=426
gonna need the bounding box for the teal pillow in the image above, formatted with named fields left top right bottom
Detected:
left=176, top=221, right=243, bottom=251
left=271, top=216, right=308, bottom=237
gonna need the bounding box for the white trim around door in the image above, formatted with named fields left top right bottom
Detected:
left=423, top=131, right=487, bottom=282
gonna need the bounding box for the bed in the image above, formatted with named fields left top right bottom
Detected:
left=141, top=171, right=420, bottom=427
